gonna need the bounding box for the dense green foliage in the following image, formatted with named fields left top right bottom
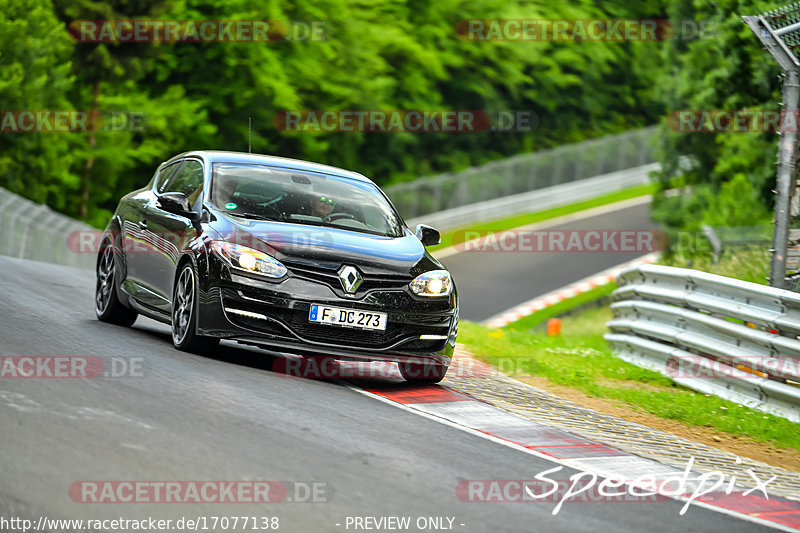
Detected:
left=2, top=0, right=668, bottom=227
left=652, top=0, right=781, bottom=233
left=2, top=0, right=787, bottom=231
left=0, top=0, right=76, bottom=212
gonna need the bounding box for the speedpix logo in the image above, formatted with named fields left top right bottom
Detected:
left=457, top=457, right=775, bottom=516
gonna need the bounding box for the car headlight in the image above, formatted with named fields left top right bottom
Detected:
left=410, top=269, right=452, bottom=297
left=212, top=242, right=287, bottom=278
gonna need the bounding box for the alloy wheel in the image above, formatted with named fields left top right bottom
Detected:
left=172, top=267, right=194, bottom=345
left=95, top=246, right=115, bottom=314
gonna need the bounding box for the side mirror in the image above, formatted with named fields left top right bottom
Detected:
left=157, top=192, right=200, bottom=222
left=415, top=224, right=441, bottom=247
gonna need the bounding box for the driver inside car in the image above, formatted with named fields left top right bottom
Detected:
left=311, top=195, right=337, bottom=219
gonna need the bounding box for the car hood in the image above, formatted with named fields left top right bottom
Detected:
left=208, top=214, right=443, bottom=277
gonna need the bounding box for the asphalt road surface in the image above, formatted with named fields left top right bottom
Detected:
left=442, top=200, right=658, bottom=321
left=0, top=254, right=772, bottom=532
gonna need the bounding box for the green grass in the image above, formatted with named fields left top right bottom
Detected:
left=660, top=245, right=770, bottom=285
left=460, top=309, right=800, bottom=450
left=447, top=183, right=796, bottom=447
left=429, top=183, right=657, bottom=253
left=501, top=247, right=770, bottom=332
left=501, top=282, right=617, bottom=331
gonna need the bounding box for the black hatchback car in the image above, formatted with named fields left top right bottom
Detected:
left=95, top=151, right=458, bottom=383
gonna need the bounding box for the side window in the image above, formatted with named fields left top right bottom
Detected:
left=155, top=162, right=182, bottom=193
left=165, top=160, right=204, bottom=201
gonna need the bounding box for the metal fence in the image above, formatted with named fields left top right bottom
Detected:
left=0, top=187, right=94, bottom=269
left=385, top=126, right=658, bottom=220
left=606, top=264, right=800, bottom=422
left=688, top=224, right=772, bottom=263
left=406, top=163, right=657, bottom=232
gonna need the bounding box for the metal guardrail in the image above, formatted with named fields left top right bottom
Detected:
left=0, top=187, right=94, bottom=270
left=386, top=127, right=657, bottom=221
left=406, top=163, right=657, bottom=231
left=606, top=264, right=800, bottom=422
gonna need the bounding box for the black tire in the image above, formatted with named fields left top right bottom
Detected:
left=171, top=263, right=219, bottom=354
left=398, top=360, right=449, bottom=384
left=95, top=242, right=138, bottom=327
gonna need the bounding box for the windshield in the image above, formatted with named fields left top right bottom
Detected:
left=209, top=163, right=405, bottom=238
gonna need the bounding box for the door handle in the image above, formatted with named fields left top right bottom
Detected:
left=138, top=220, right=148, bottom=230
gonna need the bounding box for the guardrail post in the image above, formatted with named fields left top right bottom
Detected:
left=774, top=69, right=800, bottom=288
left=702, top=225, right=724, bottom=264
left=744, top=9, right=800, bottom=288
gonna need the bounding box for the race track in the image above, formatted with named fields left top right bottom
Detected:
left=0, top=254, right=773, bottom=532
left=443, top=200, right=656, bottom=321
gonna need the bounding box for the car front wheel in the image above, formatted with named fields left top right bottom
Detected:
left=172, top=263, right=219, bottom=354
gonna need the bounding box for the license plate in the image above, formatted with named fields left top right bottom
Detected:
left=308, top=304, right=387, bottom=331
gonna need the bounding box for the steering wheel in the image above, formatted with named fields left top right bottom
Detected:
left=259, top=193, right=288, bottom=208
left=254, top=193, right=288, bottom=219
left=323, top=213, right=356, bottom=223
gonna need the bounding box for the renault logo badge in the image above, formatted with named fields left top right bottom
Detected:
left=338, top=265, right=363, bottom=294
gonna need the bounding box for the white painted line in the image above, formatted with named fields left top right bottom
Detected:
left=350, top=385, right=797, bottom=532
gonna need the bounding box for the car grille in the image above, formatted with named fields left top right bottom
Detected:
left=283, top=262, right=411, bottom=295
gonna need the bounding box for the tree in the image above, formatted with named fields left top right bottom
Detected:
left=0, top=0, right=77, bottom=212
left=652, top=0, right=780, bottom=232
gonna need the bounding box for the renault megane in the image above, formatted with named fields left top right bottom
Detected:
left=94, top=151, right=458, bottom=383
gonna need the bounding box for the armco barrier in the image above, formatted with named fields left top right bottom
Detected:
left=606, top=264, right=800, bottom=422
left=405, top=163, right=657, bottom=232
left=0, top=187, right=94, bottom=269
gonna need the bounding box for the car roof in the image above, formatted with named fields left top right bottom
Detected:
left=165, top=150, right=373, bottom=183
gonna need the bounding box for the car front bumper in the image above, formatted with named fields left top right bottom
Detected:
left=196, top=257, right=458, bottom=366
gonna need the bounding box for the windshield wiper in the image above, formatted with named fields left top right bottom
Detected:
left=225, top=211, right=278, bottom=222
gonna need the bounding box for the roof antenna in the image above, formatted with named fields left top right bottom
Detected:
left=248, top=117, right=252, bottom=153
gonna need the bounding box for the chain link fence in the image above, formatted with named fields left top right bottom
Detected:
left=0, top=187, right=94, bottom=269
left=696, top=224, right=771, bottom=263
left=385, top=127, right=658, bottom=219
